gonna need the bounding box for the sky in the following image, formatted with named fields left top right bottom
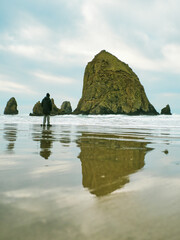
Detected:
left=0, top=0, right=180, bottom=114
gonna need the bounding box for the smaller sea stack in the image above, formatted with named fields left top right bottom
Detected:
left=161, top=104, right=172, bottom=115
left=4, top=97, right=18, bottom=115
left=61, top=101, right=72, bottom=114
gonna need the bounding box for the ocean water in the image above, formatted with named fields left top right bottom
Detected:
left=1, top=113, right=180, bottom=146
left=1, top=113, right=180, bottom=135
left=0, top=114, right=180, bottom=240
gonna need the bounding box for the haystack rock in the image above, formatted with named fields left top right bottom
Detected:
left=60, top=101, right=72, bottom=114
left=4, top=97, right=18, bottom=115
left=161, top=104, right=172, bottom=115
left=74, top=50, right=158, bottom=115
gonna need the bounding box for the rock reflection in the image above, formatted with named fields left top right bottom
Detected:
left=77, top=133, right=153, bottom=197
left=3, top=124, right=17, bottom=152
left=59, top=128, right=71, bottom=147
left=32, top=126, right=53, bottom=159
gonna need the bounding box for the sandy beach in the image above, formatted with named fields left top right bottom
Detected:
left=0, top=115, right=180, bottom=240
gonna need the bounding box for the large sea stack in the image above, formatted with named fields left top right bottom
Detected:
left=4, top=97, right=18, bottom=115
left=74, top=50, right=158, bottom=115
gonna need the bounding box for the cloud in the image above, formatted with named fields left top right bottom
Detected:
left=0, top=16, right=61, bottom=63
left=160, top=92, right=180, bottom=98
left=1, top=0, right=179, bottom=73
left=32, top=72, right=76, bottom=84
left=18, top=25, right=50, bottom=41
left=56, top=0, right=180, bottom=73
left=0, top=74, right=37, bottom=94
left=75, top=0, right=180, bottom=73
left=4, top=44, right=38, bottom=58
left=0, top=1, right=179, bottom=67
left=0, top=43, right=60, bottom=63
left=161, top=44, right=180, bottom=73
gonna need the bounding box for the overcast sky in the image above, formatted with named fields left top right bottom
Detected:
left=0, top=0, right=180, bottom=114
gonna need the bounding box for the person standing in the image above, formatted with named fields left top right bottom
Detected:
left=41, top=93, right=52, bottom=126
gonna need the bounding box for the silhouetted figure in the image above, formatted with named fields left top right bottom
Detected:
left=41, top=93, right=52, bottom=126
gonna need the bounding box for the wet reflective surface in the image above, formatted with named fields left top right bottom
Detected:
left=0, top=122, right=180, bottom=240
left=32, top=126, right=54, bottom=159
left=3, top=124, right=17, bottom=152
left=77, top=133, right=152, bottom=196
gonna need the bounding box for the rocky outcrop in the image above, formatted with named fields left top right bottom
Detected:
left=51, top=98, right=61, bottom=115
left=74, top=50, right=158, bottom=115
left=161, top=104, right=172, bottom=115
left=4, top=97, right=18, bottom=115
left=30, top=99, right=72, bottom=116
left=60, top=101, right=72, bottom=114
left=29, top=101, right=43, bottom=116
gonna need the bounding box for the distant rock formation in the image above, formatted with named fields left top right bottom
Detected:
left=29, top=101, right=43, bottom=116
left=74, top=50, right=158, bottom=115
left=61, top=101, right=72, bottom=114
left=51, top=98, right=61, bottom=115
left=161, top=104, right=172, bottom=115
left=4, top=97, right=18, bottom=115
left=30, top=99, right=72, bottom=116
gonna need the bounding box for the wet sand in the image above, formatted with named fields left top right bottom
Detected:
left=0, top=123, right=180, bottom=240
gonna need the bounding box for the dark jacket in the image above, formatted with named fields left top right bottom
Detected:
left=41, top=96, right=52, bottom=115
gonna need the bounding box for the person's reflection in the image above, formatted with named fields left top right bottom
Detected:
left=33, top=126, right=53, bottom=159
left=77, top=133, right=153, bottom=197
left=3, top=124, right=17, bottom=152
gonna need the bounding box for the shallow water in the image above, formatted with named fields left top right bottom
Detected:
left=0, top=115, right=180, bottom=240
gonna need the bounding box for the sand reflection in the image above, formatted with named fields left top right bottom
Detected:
left=32, top=125, right=73, bottom=160
left=77, top=133, right=153, bottom=197
left=32, top=126, right=53, bottom=159
left=3, top=124, right=17, bottom=152
left=59, top=127, right=71, bottom=147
